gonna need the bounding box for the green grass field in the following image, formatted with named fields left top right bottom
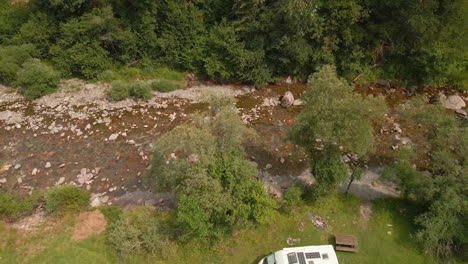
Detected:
left=0, top=195, right=458, bottom=264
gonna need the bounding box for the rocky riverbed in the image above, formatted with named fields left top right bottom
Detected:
left=0, top=80, right=316, bottom=209
left=4, top=80, right=462, bottom=211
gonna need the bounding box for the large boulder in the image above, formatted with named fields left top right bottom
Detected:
left=281, top=91, right=294, bottom=108
left=442, top=94, right=466, bottom=110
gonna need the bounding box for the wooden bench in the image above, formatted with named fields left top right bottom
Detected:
left=335, top=234, right=359, bottom=253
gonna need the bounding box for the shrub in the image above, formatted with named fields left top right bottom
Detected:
left=15, top=58, right=60, bottom=100
left=109, top=81, right=131, bottom=101
left=151, top=79, right=183, bottom=92
left=44, top=185, right=90, bottom=213
left=107, top=208, right=166, bottom=256
left=99, top=206, right=123, bottom=224
left=0, top=44, right=37, bottom=84
left=130, top=82, right=152, bottom=100
left=283, top=184, right=304, bottom=210
left=117, top=67, right=141, bottom=80
left=97, top=70, right=116, bottom=82
left=152, top=67, right=185, bottom=81
left=0, top=190, right=42, bottom=219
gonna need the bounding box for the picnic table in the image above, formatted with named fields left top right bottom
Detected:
left=335, top=234, right=359, bottom=252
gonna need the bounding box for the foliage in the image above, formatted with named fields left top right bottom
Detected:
left=107, top=207, right=167, bottom=257
left=1, top=0, right=466, bottom=87
left=151, top=79, right=183, bottom=92
left=0, top=190, right=42, bottom=219
left=394, top=96, right=468, bottom=259
left=310, top=146, right=349, bottom=198
left=289, top=65, right=387, bottom=156
left=109, top=81, right=130, bottom=101
left=289, top=65, right=386, bottom=198
left=129, top=82, right=152, bottom=100
left=44, top=184, right=90, bottom=213
left=282, top=184, right=304, bottom=210
left=149, top=92, right=276, bottom=240
left=0, top=44, right=37, bottom=84
left=15, top=58, right=60, bottom=100
left=110, top=81, right=152, bottom=100
left=97, top=70, right=116, bottom=82
left=11, top=12, right=57, bottom=57
left=99, top=206, right=123, bottom=225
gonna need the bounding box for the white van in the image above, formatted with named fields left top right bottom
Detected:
left=258, top=245, right=339, bottom=264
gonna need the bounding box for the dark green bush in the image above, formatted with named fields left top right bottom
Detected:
left=15, top=58, right=60, bottom=100
left=283, top=184, right=304, bottom=210
left=0, top=190, right=42, bottom=219
left=130, top=82, right=152, bottom=100
left=44, top=185, right=90, bottom=213
left=151, top=79, right=183, bottom=93
left=109, top=81, right=131, bottom=101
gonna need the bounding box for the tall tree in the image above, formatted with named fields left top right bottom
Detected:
left=289, top=65, right=387, bottom=196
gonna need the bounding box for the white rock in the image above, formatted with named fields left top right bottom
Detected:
left=14, top=164, right=21, bottom=170
left=56, top=177, right=66, bottom=185
left=293, top=99, right=303, bottom=106
left=90, top=197, right=101, bottom=207
left=32, top=168, right=38, bottom=175
left=0, top=178, right=6, bottom=183
left=281, top=91, right=294, bottom=108
left=265, top=164, right=273, bottom=170
left=100, top=196, right=109, bottom=203
left=45, top=162, right=51, bottom=168
left=443, top=95, right=466, bottom=110
left=127, top=140, right=136, bottom=145
left=109, top=133, right=119, bottom=141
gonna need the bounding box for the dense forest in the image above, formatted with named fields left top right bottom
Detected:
left=0, top=1, right=467, bottom=263
left=1, top=0, right=467, bottom=89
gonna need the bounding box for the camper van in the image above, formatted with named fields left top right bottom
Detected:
left=258, top=245, right=339, bottom=264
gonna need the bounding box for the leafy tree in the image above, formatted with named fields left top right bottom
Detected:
left=149, top=92, right=276, bottom=240
left=288, top=65, right=386, bottom=197
left=394, top=96, right=468, bottom=259
left=11, top=12, right=58, bottom=57
left=49, top=7, right=120, bottom=78
left=0, top=44, right=37, bottom=84
left=15, top=58, right=60, bottom=100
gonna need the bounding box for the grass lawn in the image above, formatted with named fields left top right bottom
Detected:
left=0, top=195, right=456, bottom=264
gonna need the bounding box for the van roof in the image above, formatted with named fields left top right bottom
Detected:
left=275, top=245, right=339, bottom=264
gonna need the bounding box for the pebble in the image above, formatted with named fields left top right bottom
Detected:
left=265, top=164, right=272, bottom=170
left=45, top=162, right=51, bottom=168
left=109, top=133, right=119, bottom=141
left=32, top=168, right=38, bottom=175
left=14, top=164, right=21, bottom=170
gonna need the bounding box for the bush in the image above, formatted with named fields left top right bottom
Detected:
left=130, top=82, right=152, bottom=100
left=107, top=208, right=167, bottom=256
left=151, top=79, right=183, bottom=92
left=97, top=70, right=116, bottom=82
left=0, top=44, right=37, bottom=84
left=44, top=185, right=90, bottom=213
left=109, top=81, right=131, bottom=101
left=0, top=191, right=42, bottom=219
left=283, top=184, right=304, bottom=210
left=152, top=67, right=185, bottom=81
left=15, top=58, right=60, bottom=100
left=99, top=206, right=123, bottom=224
left=117, top=67, right=141, bottom=80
